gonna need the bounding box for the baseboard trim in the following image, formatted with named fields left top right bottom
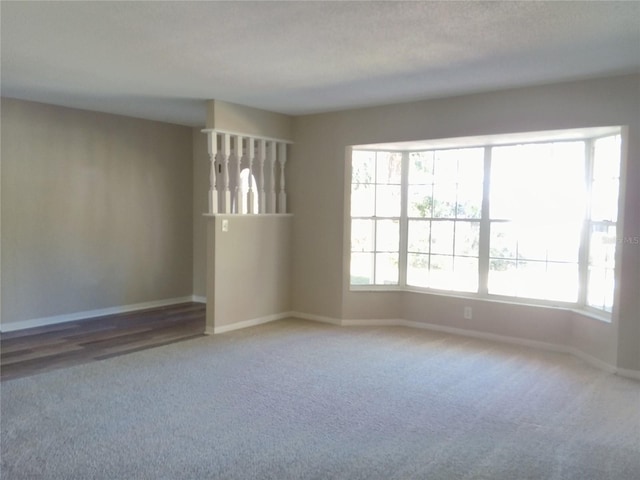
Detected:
left=0, top=296, right=195, bottom=333
left=192, top=295, right=207, bottom=304
left=290, top=311, right=342, bottom=326
left=342, top=317, right=569, bottom=354
left=342, top=318, right=406, bottom=327
left=289, top=313, right=633, bottom=379
left=566, top=347, right=618, bottom=374
left=212, top=312, right=294, bottom=334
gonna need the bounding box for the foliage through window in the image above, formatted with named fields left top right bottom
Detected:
left=349, top=129, right=623, bottom=315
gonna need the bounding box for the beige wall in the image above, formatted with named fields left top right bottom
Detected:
left=3, top=75, right=637, bottom=372
left=192, top=128, right=209, bottom=299
left=1, top=98, right=194, bottom=326
left=206, top=100, right=293, bottom=141
left=205, top=215, right=291, bottom=332
left=290, top=74, right=640, bottom=371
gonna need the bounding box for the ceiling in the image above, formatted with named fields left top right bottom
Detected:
left=2, top=1, right=639, bottom=127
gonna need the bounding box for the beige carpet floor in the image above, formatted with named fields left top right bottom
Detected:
left=2, top=318, right=639, bottom=479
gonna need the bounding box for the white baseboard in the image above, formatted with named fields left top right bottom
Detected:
left=340, top=317, right=575, bottom=358
left=1, top=296, right=195, bottom=333
left=342, top=318, right=405, bottom=327
left=192, top=295, right=207, bottom=304
left=566, top=347, right=618, bottom=374
left=212, top=312, right=294, bottom=334
left=290, top=311, right=342, bottom=326
left=289, top=313, right=633, bottom=379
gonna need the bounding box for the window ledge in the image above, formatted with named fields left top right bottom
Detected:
left=570, top=308, right=612, bottom=324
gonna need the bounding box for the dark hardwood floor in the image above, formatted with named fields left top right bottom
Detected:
left=0, top=302, right=206, bottom=381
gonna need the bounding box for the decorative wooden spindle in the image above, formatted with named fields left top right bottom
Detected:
left=206, top=131, right=219, bottom=214
left=268, top=141, right=277, bottom=214
left=277, top=142, right=287, bottom=214
left=257, top=139, right=266, bottom=214
left=246, top=138, right=255, bottom=214
left=221, top=134, right=232, bottom=214
left=234, top=135, right=244, bottom=214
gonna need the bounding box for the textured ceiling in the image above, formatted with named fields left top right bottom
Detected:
left=2, top=1, right=639, bottom=126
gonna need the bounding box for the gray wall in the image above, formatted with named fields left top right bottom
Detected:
left=1, top=98, right=194, bottom=326
left=290, top=74, right=640, bottom=371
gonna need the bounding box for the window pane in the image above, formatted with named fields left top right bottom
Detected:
left=408, top=185, right=433, bottom=218
left=351, top=184, right=374, bottom=217
left=407, top=253, right=429, bottom=288
left=547, top=222, right=581, bottom=263
left=587, top=266, right=615, bottom=312
left=375, top=253, right=399, bottom=285
left=351, top=252, right=373, bottom=285
left=545, top=263, right=579, bottom=302
left=376, top=152, right=402, bottom=184
left=547, top=142, right=587, bottom=221
left=433, top=151, right=459, bottom=182
left=456, top=149, right=485, bottom=185
left=409, top=152, right=434, bottom=184
left=454, top=221, right=480, bottom=257
left=490, top=145, right=541, bottom=219
left=591, top=180, right=619, bottom=221
left=456, top=182, right=482, bottom=219
left=429, top=255, right=454, bottom=290
left=375, top=185, right=401, bottom=217
left=490, top=142, right=584, bottom=221
left=452, top=257, right=478, bottom=293
left=408, top=220, right=430, bottom=253
left=430, top=221, right=454, bottom=255
left=376, top=220, right=400, bottom=252
left=490, top=222, right=517, bottom=259
left=587, top=135, right=620, bottom=312
left=351, top=219, right=374, bottom=252
left=603, top=268, right=615, bottom=312
left=589, top=225, right=617, bottom=268
left=593, top=135, right=621, bottom=180
left=516, top=260, right=548, bottom=300
left=351, top=151, right=375, bottom=184
left=488, top=259, right=517, bottom=296
left=489, top=180, right=519, bottom=220
left=516, top=224, right=549, bottom=261
left=432, top=183, right=457, bottom=218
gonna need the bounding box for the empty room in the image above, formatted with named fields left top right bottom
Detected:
left=1, top=1, right=639, bottom=479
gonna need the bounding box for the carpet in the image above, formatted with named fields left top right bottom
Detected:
left=2, top=318, right=639, bottom=479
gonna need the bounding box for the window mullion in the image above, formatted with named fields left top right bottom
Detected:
left=578, top=140, right=594, bottom=307
left=398, top=151, right=409, bottom=287
left=478, top=146, right=492, bottom=296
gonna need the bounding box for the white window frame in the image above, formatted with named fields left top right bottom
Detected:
left=348, top=127, right=624, bottom=321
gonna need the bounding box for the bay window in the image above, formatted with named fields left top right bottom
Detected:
left=349, top=127, right=623, bottom=317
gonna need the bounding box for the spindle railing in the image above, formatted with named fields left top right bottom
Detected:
left=202, top=129, right=290, bottom=215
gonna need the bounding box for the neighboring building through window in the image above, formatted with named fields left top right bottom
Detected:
left=349, top=128, right=623, bottom=316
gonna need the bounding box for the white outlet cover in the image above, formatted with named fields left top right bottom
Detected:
left=221, top=219, right=229, bottom=232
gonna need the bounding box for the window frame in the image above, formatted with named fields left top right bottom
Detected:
left=347, top=127, right=624, bottom=321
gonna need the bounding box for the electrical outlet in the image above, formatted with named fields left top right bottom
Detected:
left=464, top=306, right=472, bottom=320
left=221, top=219, right=229, bottom=232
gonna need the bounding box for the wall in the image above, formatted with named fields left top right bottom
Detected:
left=206, top=100, right=293, bottom=141
left=192, top=129, right=209, bottom=300
left=205, top=214, right=292, bottom=333
left=290, top=74, right=640, bottom=372
left=1, top=98, right=194, bottom=328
